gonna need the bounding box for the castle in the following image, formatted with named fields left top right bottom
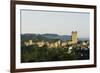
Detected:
left=68, top=31, right=77, bottom=44
left=24, top=31, right=78, bottom=48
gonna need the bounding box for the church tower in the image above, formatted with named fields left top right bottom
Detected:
left=72, top=31, right=77, bottom=44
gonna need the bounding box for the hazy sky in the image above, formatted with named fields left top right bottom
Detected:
left=21, top=9, right=90, bottom=38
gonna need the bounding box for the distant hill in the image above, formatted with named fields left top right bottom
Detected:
left=21, top=33, right=71, bottom=42
left=21, top=33, right=89, bottom=42
left=42, top=33, right=71, bottom=41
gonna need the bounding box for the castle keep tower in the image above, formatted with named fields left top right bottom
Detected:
left=72, top=31, right=77, bottom=44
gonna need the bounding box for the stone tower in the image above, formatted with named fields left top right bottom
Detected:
left=72, top=31, right=77, bottom=44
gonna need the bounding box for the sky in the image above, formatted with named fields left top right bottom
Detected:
left=21, top=9, right=90, bottom=38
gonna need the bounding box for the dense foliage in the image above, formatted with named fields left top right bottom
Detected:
left=21, top=45, right=89, bottom=63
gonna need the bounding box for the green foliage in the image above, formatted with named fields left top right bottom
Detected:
left=21, top=45, right=89, bottom=63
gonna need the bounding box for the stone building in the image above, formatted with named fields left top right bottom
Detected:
left=68, top=31, right=78, bottom=45
left=24, top=31, right=78, bottom=48
left=72, top=31, right=77, bottom=44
